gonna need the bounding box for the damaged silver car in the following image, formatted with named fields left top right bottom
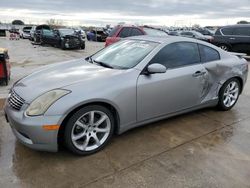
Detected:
left=4, top=36, right=248, bottom=155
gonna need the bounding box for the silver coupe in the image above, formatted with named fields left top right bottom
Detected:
left=4, top=36, right=248, bottom=155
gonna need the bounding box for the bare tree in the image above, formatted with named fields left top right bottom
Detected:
left=46, top=19, right=63, bottom=28
left=12, top=20, right=25, bottom=25
left=237, top=20, right=249, bottom=24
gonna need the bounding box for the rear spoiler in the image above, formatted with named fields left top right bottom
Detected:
left=230, top=52, right=247, bottom=58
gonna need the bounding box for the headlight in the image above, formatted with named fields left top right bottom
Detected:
left=26, top=89, right=71, bottom=116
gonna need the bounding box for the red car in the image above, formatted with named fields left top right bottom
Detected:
left=0, top=48, right=11, bottom=85
left=105, top=25, right=168, bottom=47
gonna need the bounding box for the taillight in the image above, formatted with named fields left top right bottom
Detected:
left=209, top=36, right=214, bottom=43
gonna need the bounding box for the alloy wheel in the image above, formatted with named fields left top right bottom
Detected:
left=220, top=45, right=229, bottom=51
left=223, top=81, right=239, bottom=108
left=71, top=110, right=111, bottom=151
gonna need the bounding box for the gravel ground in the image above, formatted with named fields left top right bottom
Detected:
left=0, top=37, right=104, bottom=98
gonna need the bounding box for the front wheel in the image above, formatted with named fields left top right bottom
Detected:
left=217, top=78, right=241, bottom=111
left=61, top=41, right=66, bottom=50
left=64, top=105, right=115, bottom=155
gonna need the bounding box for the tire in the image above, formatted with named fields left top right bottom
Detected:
left=218, top=44, right=230, bottom=51
left=61, top=41, right=66, bottom=50
left=5, top=77, right=8, bottom=86
left=64, top=105, right=115, bottom=155
left=81, top=42, right=85, bottom=50
left=217, top=78, right=241, bottom=111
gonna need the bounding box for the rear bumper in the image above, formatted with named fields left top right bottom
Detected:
left=4, top=102, right=62, bottom=152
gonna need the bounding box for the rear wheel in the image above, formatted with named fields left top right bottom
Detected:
left=218, top=44, right=230, bottom=51
left=217, top=78, right=241, bottom=111
left=64, top=105, right=115, bottom=155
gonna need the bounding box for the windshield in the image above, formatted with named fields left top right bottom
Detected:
left=59, top=29, right=75, bottom=36
left=143, top=28, right=168, bottom=37
left=91, top=40, right=158, bottom=69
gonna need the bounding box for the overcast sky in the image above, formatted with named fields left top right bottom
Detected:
left=0, top=0, right=250, bottom=26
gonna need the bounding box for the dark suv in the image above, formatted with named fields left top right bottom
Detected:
left=212, top=24, right=250, bottom=54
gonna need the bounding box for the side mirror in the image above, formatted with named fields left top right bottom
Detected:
left=147, top=63, right=167, bottom=74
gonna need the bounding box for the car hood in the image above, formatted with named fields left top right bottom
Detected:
left=14, top=59, right=124, bottom=103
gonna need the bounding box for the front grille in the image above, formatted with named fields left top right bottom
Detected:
left=67, top=38, right=80, bottom=48
left=8, top=90, right=25, bottom=111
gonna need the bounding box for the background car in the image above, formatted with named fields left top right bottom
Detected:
left=212, top=24, right=250, bottom=53
left=30, top=24, right=51, bottom=42
left=5, top=36, right=248, bottom=155
left=105, top=25, right=168, bottom=46
left=179, top=30, right=213, bottom=42
left=9, top=27, right=19, bottom=35
left=87, top=29, right=108, bottom=42
left=194, top=27, right=214, bottom=36
left=40, top=28, right=85, bottom=50
left=20, top=26, right=32, bottom=39
left=168, top=31, right=180, bottom=36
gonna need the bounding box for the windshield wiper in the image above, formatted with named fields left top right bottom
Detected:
left=86, top=56, right=94, bottom=63
left=93, top=60, right=114, bottom=69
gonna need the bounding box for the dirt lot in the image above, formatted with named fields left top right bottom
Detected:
left=0, top=37, right=104, bottom=98
left=0, top=37, right=250, bottom=188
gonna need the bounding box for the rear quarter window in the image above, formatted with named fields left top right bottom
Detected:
left=199, top=44, right=220, bottom=63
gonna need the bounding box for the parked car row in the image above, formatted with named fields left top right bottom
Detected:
left=211, top=24, right=250, bottom=54
left=11, top=23, right=250, bottom=54
left=19, top=25, right=86, bottom=50
left=167, top=25, right=250, bottom=54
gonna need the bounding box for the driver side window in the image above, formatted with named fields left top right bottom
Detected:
left=150, top=42, right=200, bottom=69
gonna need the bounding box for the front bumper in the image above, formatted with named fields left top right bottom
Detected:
left=4, top=102, right=62, bottom=152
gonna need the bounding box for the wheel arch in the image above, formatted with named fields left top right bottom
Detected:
left=57, top=101, right=120, bottom=146
left=218, top=43, right=232, bottom=50
left=219, top=76, right=244, bottom=94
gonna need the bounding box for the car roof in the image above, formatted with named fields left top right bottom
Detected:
left=128, top=35, right=220, bottom=50
left=220, top=24, right=250, bottom=28
left=128, top=35, right=199, bottom=44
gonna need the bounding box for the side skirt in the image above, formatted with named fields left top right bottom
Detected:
left=118, top=99, right=218, bottom=134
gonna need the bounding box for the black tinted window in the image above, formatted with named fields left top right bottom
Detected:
left=118, top=28, right=131, bottom=38
left=130, top=28, right=143, bottom=36
left=199, top=44, right=220, bottom=63
left=234, top=27, right=250, bottom=36
left=221, top=28, right=234, bottom=35
left=150, top=42, right=200, bottom=68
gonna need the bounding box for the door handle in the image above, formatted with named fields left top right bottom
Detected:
left=229, top=38, right=235, bottom=40
left=192, top=71, right=206, bottom=77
